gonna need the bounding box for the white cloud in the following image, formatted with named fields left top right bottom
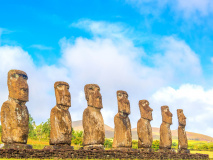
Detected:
left=176, top=0, right=213, bottom=17
left=72, top=20, right=126, bottom=38
left=151, top=84, right=213, bottom=136
left=125, top=0, right=213, bottom=18
left=152, top=36, right=202, bottom=82
left=125, top=0, right=169, bottom=16
left=30, top=44, right=53, bottom=50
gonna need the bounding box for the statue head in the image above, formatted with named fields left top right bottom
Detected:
left=54, top=81, right=71, bottom=109
left=8, top=69, right=29, bottom=102
left=161, top=105, right=173, bottom=124
left=177, top=109, right=186, bottom=126
left=139, top=100, right=153, bottom=121
left=117, top=90, right=130, bottom=116
left=84, top=84, right=102, bottom=109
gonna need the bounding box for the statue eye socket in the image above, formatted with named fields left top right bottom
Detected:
left=22, top=75, right=28, bottom=80
left=67, top=86, right=69, bottom=90
left=57, top=85, right=63, bottom=89
left=89, top=87, right=93, bottom=90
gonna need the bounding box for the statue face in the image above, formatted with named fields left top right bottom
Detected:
left=177, top=109, right=186, bottom=126
left=55, top=82, right=71, bottom=108
left=8, top=70, right=29, bottom=102
left=117, top=90, right=130, bottom=115
left=161, top=105, right=173, bottom=124
left=84, top=84, right=102, bottom=109
left=139, top=100, right=153, bottom=120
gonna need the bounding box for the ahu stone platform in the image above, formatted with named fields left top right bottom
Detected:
left=0, top=148, right=209, bottom=159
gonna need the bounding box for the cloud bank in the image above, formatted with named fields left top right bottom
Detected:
left=0, top=20, right=212, bottom=137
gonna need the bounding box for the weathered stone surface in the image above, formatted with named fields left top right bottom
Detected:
left=159, top=105, right=173, bottom=152
left=177, top=109, right=189, bottom=153
left=83, top=84, right=105, bottom=149
left=1, top=70, right=29, bottom=146
left=112, top=90, right=132, bottom=149
left=81, top=144, right=104, bottom=150
left=1, top=143, right=32, bottom=149
left=137, top=100, right=153, bottom=151
left=0, top=148, right=209, bottom=159
left=44, top=144, right=73, bottom=150
left=49, top=81, right=72, bottom=147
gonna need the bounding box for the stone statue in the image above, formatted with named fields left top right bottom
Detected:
left=82, top=84, right=105, bottom=150
left=159, top=105, right=174, bottom=152
left=0, top=70, right=32, bottom=149
left=137, top=100, right=153, bottom=152
left=177, top=109, right=189, bottom=153
left=112, top=90, right=132, bottom=150
left=45, top=81, right=73, bottom=150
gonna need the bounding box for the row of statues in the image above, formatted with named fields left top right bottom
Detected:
left=0, top=70, right=189, bottom=153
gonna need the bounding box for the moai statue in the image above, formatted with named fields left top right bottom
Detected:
left=112, top=90, right=132, bottom=150
left=159, top=105, right=174, bottom=153
left=0, top=70, right=32, bottom=149
left=177, top=109, right=189, bottom=153
left=45, top=81, right=73, bottom=150
left=82, top=84, right=105, bottom=150
left=137, top=100, right=153, bottom=152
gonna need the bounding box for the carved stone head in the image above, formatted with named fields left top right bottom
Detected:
left=177, top=109, right=186, bottom=126
left=54, top=81, right=71, bottom=109
left=84, top=84, right=102, bottom=109
left=139, top=100, right=153, bottom=121
left=117, top=90, right=130, bottom=115
left=8, top=69, right=29, bottom=102
left=161, top=105, right=173, bottom=124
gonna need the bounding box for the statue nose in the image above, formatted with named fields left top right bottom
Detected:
left=65, top=90, right=70, bottom=96
left=19, top=79, right=28, bottom=89
left=95, top=90, right=101, bottom=98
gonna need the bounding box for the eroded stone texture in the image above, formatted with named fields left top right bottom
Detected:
left=82, top=84, right=105, bottom=149
left=159, top=105, right=174, bottom=152
left=137, top=100, right=153, bottom=152
left=48, top=81, right=73, bottom=149
left=177, top=109, right=189, bottom=153
left=112, top=90, right=132, bottom=149
left=1, top=70, right=32, bottom=149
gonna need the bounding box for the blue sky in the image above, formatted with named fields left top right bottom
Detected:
left=0, top=0, right=213, bottom=137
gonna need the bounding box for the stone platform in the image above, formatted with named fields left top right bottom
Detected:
left=0, top=148, right=209, bottom=159
left=43, top=145, right=74, bottom=150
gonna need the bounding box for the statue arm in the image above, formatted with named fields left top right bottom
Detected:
left=1, top=102, right=11, bottom=143
left=50, top=107, right=60, bottom=141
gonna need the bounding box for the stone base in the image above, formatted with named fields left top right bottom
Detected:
left=43, top=145, right=74, bottom=150
left=112, top=147, right=135, bottom=151
left=82, top=144, right=104, bottom=150
left=158, top=148, right=176, bottom=153
left=138, top=148, right=154, bottom=152
left=178, top=149, right=190, bottom=153
left=0, top=148, right=209, bottom=159
left=1, top=143, right=32, bottom=149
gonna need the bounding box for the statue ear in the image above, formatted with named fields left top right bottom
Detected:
left=85, top=88, right=89, bottom=101
left=85, top=94, right=89, bottom=101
